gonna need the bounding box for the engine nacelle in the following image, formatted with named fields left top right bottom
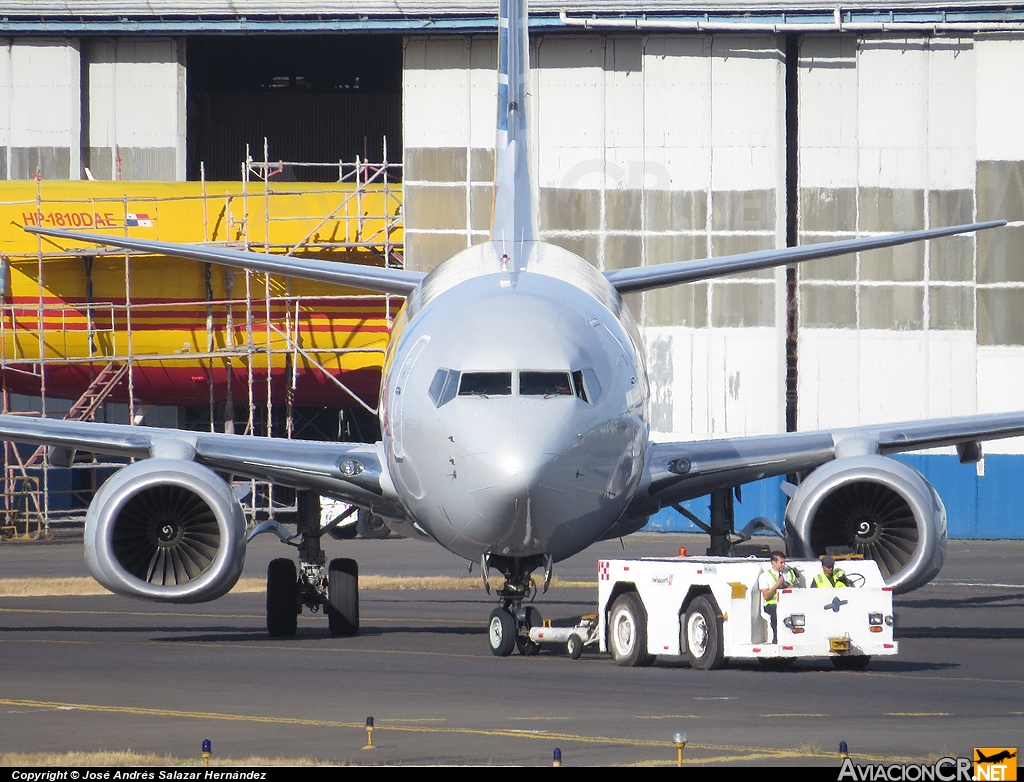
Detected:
left=84, top=459, right=247, bottom=603
left=786, top=455, right=946, bottom=594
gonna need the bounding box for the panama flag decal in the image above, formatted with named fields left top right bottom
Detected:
left=125, top=213, right=153, bottom=227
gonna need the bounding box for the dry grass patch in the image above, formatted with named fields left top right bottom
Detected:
left=0, top=575, right=596, bottom=597
left=0, top=577, right=109, bottom=597
left=0, top=750, right=328, bottom=766
left=357, top=575, right=595, bottom=590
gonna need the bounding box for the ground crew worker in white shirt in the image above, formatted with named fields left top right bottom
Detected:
left=759, top=551, right=802, bottom=643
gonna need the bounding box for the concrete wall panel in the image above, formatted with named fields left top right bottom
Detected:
left=403, top=38, right=471, bottom=149
left=799, top=329, right=979, bottom=430
left=536, top=36, right=604, bottom=190
left=857, top=38, right=928, bottom=189
left=926, top=331, right=978, bottom=417
left=927, top=39, right=975, bottom=190
left=642, top=37, right=711, bottom=190
left=6, top=38, right=80, bottom=179
left=469, top=38, right=497, bottom=152
left=706, top=327, right=781, bottom=436
left=0, top=41, right=10, bottom=159
left=84, top=38, right=184, bottom=180
left=709, top=37, right=784, bottom=192
left=799, top=37, right=858, bottom=188
left=976, top=35, right=1024, bottom=161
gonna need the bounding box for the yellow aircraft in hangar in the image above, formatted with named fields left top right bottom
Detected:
left=0, top=178, right=400, bottom=409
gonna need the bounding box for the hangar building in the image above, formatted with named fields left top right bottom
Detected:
left=2, top=1, right=1024, bottom=537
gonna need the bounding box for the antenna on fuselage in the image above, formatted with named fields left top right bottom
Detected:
left=491, top=0, right=536, bottom=250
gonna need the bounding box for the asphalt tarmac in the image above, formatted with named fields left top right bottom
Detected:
left=0, top=533, right=1021, bottom=766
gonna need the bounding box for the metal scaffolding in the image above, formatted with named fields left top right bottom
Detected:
left=0, top=143, right=403, bottom=538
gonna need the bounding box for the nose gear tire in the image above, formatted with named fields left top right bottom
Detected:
left=516, top=606, right=542, bottom=656
left=488, top=606, right=516, bottom=656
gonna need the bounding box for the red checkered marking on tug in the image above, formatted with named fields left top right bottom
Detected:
left=598, top=561, right=610, bottom=581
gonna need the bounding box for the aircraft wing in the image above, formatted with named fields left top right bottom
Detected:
left=0, top=413, right=405, bottom=519
left=628, top=411, right=1024, bottom=517
left=603, top=221, right=1005, bottom=294
left=22, top=226, right=425, bottom=297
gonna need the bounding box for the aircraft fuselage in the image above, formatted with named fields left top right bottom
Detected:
left=381, top=239, right=650, bottom=563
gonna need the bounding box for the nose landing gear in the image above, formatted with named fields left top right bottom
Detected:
left=484, top=554, right=547, bottom=656
left=487, top=603, right=544, bottom=657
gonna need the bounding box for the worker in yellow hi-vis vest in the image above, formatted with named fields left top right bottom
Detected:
left=812, top=555, right=853, bottom=588
left=759, top=551, right=802, bottom=643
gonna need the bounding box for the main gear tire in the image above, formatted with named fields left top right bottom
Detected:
left=266, top=558, right=299, bottom=637
left=327, top=558, right=359, bottom=637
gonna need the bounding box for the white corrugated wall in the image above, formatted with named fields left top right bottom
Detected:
left=0, top=38, right=81, bottom=179
left=84, top=38, right=187, bottom=181
left=404, top=33, right=787, bottom=440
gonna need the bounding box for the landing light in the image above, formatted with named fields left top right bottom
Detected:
left=667, top=457, right=691, bottom=475
left=339, top=459, right=364, bottom=477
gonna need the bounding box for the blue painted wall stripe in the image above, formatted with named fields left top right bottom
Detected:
left=642, top=453, right=1024, bottom=540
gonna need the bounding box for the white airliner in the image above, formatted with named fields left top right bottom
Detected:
left=7, top=0, right=1019, bottom=658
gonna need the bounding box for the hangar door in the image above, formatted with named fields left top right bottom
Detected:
left=186, top=36, right=402, bottom=181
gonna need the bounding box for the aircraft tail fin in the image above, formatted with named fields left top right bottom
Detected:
left=490, top=0, right=536, bottom=245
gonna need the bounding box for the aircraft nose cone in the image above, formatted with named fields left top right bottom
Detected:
left=436, top=403, right=576, bottom=553
left=468, top=403, right=572, bottom=487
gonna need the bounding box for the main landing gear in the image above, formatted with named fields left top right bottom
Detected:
left=265, top=491, right=360, bottom=638
left=484, top=553, right=550, bottom=657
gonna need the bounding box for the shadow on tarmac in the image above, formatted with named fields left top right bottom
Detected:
left=894, top=625, right=1024, bottom=640
left=896, top=591, right=1024, bottom=609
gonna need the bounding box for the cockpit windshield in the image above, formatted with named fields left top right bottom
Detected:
left=458, top=372, right=513, bottom=396
left=431, top=368, right=599, bottom=404
left=520, top=371, right=573, bottom=396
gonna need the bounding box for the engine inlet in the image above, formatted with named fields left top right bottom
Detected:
left=809, top=481, right=918, bottom=578
left=112, top=486, right=221, bottom=586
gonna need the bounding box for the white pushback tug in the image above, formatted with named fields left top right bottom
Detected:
left=531, top=555, right=898, bottom=669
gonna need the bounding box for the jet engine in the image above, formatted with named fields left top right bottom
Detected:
left=785, top=455, right=946, bottom=593
left=84, top=459, right=247, bottom=603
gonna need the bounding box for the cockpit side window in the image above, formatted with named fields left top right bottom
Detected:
left=573, top=368, right=602, bottom=404
left=429, top=368, right=461, bottom=407
left=520, top=371, right=573, bottom=396
left=459, top=371, right=512, bottom=396
left=572, top=370, right=588, bottom=402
